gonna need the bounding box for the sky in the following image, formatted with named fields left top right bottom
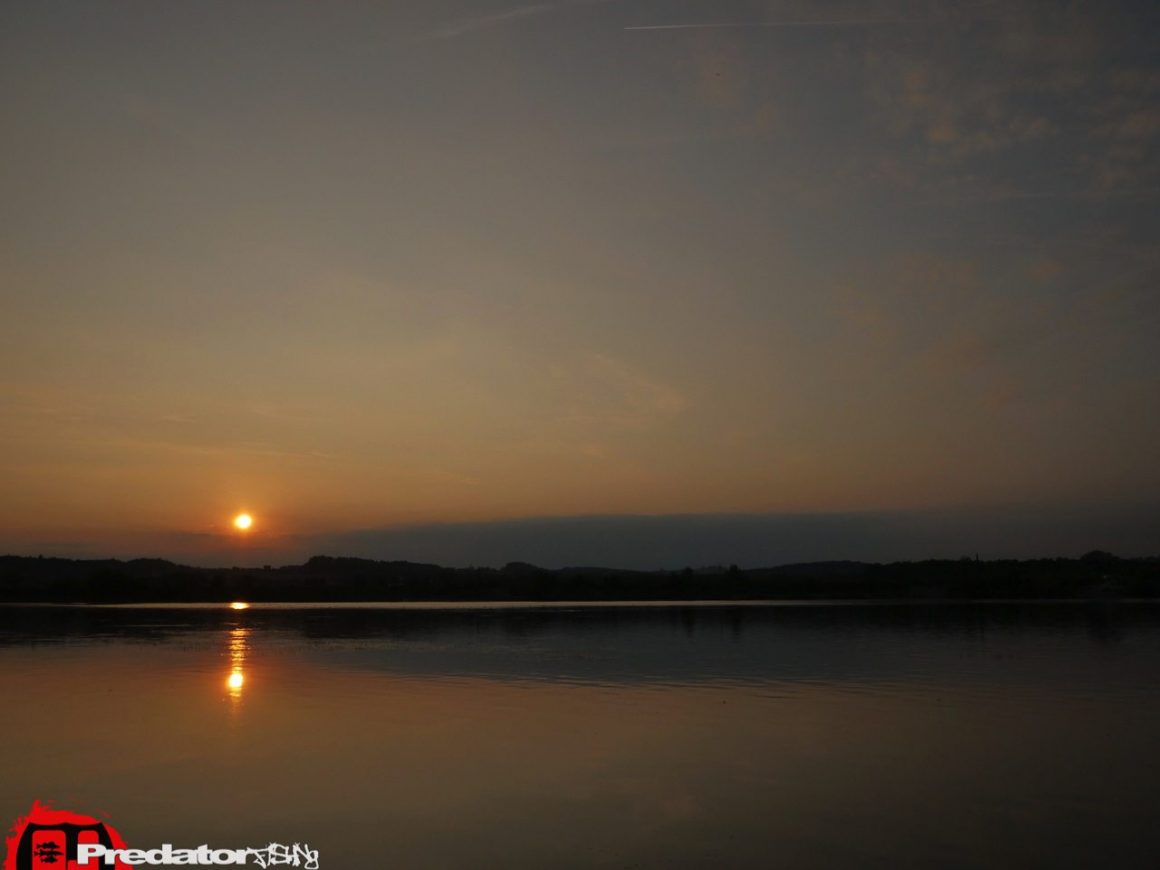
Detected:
left=1, top=0, right=1157, bottom=567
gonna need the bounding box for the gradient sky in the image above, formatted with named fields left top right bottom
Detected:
left=2, top=0, right=1157, bottom=566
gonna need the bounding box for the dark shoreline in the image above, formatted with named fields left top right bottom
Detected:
left=1, top=552, right=1157, bottom=604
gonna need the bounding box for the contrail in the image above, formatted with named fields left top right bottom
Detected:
left=624, top=18, right=904, bottom=31
left=434, top=0, right=614, bottom=39
left=625, top=1, right=1006, bottom=31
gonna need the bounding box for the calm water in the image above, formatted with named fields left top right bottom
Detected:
left=2, top=602, right=1159, bottom=869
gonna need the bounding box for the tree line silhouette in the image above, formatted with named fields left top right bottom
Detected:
left=0, top=551, right=1156, bottom=603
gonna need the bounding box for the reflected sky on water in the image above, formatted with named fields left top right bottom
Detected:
left=1, top=602, right=1159, bottom=869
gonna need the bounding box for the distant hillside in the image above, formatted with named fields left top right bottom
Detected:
left=0, top=552, right=1157, bottom=603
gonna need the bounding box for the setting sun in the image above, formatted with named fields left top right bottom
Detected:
left=233, top=513, right=253, bottom=531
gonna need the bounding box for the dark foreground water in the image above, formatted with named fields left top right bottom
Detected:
left=1, top=601, right=1159, bottom=869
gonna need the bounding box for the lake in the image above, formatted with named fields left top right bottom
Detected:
left=1, top=601, right=1159, bottom=868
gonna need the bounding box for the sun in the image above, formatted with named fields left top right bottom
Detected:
left=233, top=513, right=254, bottom=531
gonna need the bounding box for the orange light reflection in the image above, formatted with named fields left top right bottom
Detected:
left=226, top=627, right=250, bottom=701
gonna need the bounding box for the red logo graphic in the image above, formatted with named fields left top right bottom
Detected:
left=4, top=803, right=128, bottom=870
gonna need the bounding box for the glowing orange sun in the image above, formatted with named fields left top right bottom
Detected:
left=233, top=513, right=254, bottom=531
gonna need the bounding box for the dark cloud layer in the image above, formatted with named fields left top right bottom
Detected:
left=306, top=505, right=1160, bottom=570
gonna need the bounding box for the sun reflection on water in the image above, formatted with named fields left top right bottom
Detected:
left=226, top=627, right=250, bottom=701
